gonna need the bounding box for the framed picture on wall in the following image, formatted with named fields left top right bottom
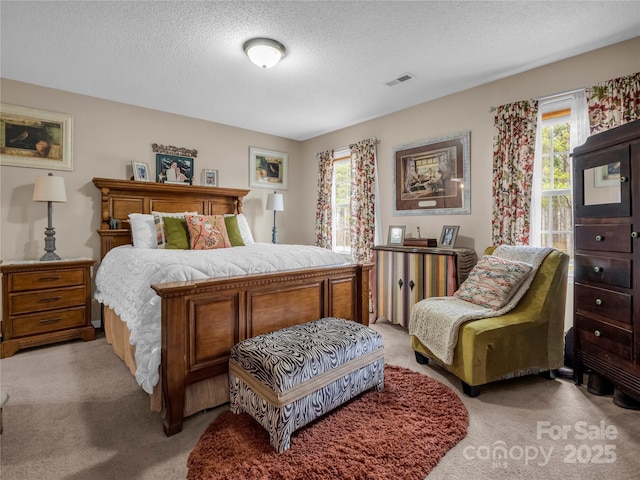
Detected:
left=392, top=131, right=470, bottom=215
left=0, top=103, right=74, bottom=171
left=156, top=154, right=193, bottom=184
left=249, top=147, right=288, bottom=190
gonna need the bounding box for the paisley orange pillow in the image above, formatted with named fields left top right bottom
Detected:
left=184, top=214, right=232, bottom=250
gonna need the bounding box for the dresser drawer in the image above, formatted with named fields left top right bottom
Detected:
left=9, top=307, right=87, bottom=337
left=574, top=254, right=632, bottom=288
left=575, top=314, right=632, bottom=360
left=8, top=268, right=86, bottom=292
left=9, top=286, right=86, bottom=315
left=575, top=224, right=632, bottom=253
left=574, top=283, right=632, bottom=325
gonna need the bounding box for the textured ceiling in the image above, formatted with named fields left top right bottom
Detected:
left=1, top=1, right=639, bottom=141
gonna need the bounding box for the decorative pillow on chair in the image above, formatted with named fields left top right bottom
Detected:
left=185, top=214, right=232, bottom=250
left=453, top=255, right=533, bottom=310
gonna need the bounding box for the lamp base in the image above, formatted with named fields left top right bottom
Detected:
left=40, top=251, right=61, bottom=262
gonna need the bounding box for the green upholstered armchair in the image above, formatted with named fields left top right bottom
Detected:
left=410, top=246, right=569, bottom=397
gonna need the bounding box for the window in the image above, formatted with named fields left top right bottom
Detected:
left=538, top=110, right=574, bottom=264
left=332, top=152, right=351, bottom=255
left=533, top=91, right=588, bottom=273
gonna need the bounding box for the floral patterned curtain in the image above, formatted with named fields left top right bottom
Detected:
left=314, top=149, right=334, bottom=249
left=587, top=72, right=640, bottom=134
left=491, top=100, right=539, bottom=246
left=349, top=138, right=377, bottom=262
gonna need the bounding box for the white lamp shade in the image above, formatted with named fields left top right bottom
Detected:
left=33, top=174, right=67, bottom=202
left=244, top=38, right=286, bottom=69
left=266, top=192, right=284, bottom=211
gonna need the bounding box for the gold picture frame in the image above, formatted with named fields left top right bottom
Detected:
left=0, top=103, right=73, bottom=171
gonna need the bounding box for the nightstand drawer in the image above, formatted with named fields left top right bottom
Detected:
left=8, top=268, right=86, bottom=292
left=575, top=314, right=632, bottom=360
left=574, top=283, right=632, bottom=324
left=10, top=307, right=86, bottom=337
left=9, top=286, right=86, bottom=315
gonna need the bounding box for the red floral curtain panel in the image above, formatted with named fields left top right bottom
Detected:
left=349, top=138, right=377, bottom=262
left=587, top=72, right=640, bottom=133
left=491, top=100, right=539, bottom=246
left=314, top=149, right=334, bottom=249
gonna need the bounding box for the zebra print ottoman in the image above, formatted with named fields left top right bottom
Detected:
left=229, top=317, right=385, bottom=453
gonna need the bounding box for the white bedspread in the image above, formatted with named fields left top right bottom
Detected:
left=94, top=243, right=348, bottom=393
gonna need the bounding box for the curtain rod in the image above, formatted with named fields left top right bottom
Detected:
left=315, top=137, right=379, bottom=157
left=488, top=87, right=586, bottom=113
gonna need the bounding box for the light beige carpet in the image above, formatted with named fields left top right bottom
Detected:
left=0, top=319, right=638, bottom=480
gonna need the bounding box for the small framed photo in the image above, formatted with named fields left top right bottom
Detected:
left=439, top=225, right=459, bottom=248
left=156, top=154, right=193, bottom=184
left=249, top=147, right=288, bottom=190
left=132, top=161, right=151, bottom=182
left=201, top=169, right=219, bottom=187
left=387, top=225, right=406, bottom=246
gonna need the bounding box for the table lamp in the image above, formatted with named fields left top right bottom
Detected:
left=33, top=173, right=67, bottom=261
left=266, top=191, right=284, bottom=244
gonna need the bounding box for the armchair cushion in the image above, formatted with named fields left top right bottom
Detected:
left=453, top=255, right=533, bottom=309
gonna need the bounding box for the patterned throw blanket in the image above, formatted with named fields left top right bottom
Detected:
left=408, top=245, right=553, bottom=365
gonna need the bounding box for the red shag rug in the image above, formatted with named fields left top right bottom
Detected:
left=187, top=365, right=469, bottom=480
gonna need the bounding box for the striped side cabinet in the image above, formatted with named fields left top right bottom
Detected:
left=373, top=246, right=460, bottom=328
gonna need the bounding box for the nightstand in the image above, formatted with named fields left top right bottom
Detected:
left=1, top=258, right=96, bottom=358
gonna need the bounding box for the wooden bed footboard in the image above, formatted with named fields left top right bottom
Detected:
left=152, top=262, right=372, bottom=436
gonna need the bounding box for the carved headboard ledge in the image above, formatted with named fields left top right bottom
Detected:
left=92, top=178, right=250, bottom=259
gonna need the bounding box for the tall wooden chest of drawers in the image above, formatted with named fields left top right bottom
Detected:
left=1, top=259, right=96, bottom=358
left=572, top=119, right=640, bottom=399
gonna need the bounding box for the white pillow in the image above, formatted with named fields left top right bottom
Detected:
left=152, top=211, right=198, bottom=248
left=128, top=213, right=156, bottom=249
left=225, top=213, right=254, bottom=244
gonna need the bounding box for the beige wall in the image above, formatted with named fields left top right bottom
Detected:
left=1, top=38, right=639, bottom=323
left=298, top=37, right=640, bottom=252
left=0, top=83, right=303, bottom=263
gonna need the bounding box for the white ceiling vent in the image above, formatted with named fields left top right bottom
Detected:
left=385, top=73, right=416, bottom=87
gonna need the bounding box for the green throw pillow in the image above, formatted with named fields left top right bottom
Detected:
left=163, top=216, right=190, bottom=249
left=224, top=215, right=245, bottom=246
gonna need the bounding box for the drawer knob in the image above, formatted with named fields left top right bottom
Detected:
left=594, top=330, right=601, bottom=337
left=593, top=266, right=603, bottom=273
left=632, top=231, right=639, bottom=239
left=595, top=298, right=603, bottom=306
left=595, top=235, right=603, bottom=242
left=620, top=176, right=628, bottom=183
left=398, top=279, right=403, bottom=289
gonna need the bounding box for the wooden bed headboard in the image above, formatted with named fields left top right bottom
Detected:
left=92, top=178, right=250, bottom=259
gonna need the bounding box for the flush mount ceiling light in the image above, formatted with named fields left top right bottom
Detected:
left=243, top=38, right=286, bottom=69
